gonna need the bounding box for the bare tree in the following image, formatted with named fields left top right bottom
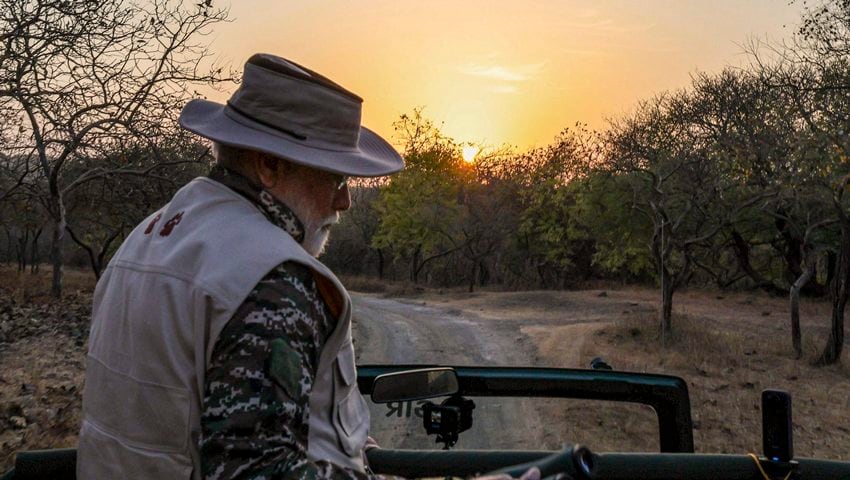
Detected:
left=746, top=0, right=850, bottom=364
left=0, top=0, right=232, bottom=296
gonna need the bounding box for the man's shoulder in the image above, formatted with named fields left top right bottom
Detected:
left=252, top=260, right=318, bottom=303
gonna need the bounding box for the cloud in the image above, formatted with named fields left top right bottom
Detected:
left=460, top=61, right=547, bottom=82
left=555, top=8, right=654, bottom=35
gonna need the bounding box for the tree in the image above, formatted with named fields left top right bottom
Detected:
left=513, top=127, right=602, bottom=288
left=456, top=145, right=518, bottom=291
left=372, top=110, right=466, bottom=283
left=0, top=0, right=232, bottom=296
left=62, top=138, right=210, bottom=278
left=605, top=93, right=728, bottom=341
left=749, top=0, right=850, bottom=364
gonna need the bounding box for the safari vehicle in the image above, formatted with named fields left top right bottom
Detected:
left=3, top=362, right=850, bottom=479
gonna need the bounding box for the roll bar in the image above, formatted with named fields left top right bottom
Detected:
left=357, top=365, right=694, bottom=453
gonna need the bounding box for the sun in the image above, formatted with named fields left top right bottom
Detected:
left=462, top=146, right=480, bottom=163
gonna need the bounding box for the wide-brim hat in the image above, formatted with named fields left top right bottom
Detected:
left=179, top=54, right=403, bottom=177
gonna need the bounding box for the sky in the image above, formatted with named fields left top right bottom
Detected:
left=202, top=0, right=805, bottom=151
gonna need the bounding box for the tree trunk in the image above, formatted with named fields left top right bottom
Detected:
left=16, top=230, right=28, bottom=273
left=468, top=261, right=477, bottom=293
left=66, top=225, right=100, bottom=279
left=661, top=272, right=673, bottom=343
left=376, top=249, right=385, bottom=279
left=654, top=219, right=674, bottom=344
left=478, top=261, right=490, bottom=286
left=790, top=261, right=815, bottom=359
left=410, top=246, right=422, bottom=283
left=817, top=225, right=850, bottom=365
left=30, top=228, right=42, bottom=274
left=49, top=195, right=67, bottom=298
left=730, top=230, right=786, bottom=296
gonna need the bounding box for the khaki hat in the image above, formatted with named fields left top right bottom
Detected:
left=179, top=53, right=403, bottom=177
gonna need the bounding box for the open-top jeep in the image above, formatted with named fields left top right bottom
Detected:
left=4, top=360, right=849, bottom=479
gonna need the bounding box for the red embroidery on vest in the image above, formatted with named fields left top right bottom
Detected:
left=159, top=212, right=184, bottom=237
left=144, top=213, right=162, bottom=235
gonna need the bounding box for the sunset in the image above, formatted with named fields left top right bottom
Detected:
left=5, top=0, right=850, bottom=477
left=204, top=0, right=804, bottom=149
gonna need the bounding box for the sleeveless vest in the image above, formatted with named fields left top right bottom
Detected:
left=77, top=177, right=370, bottom=479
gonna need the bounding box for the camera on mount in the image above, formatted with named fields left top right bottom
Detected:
left=422, top=395, right=476, bottom=449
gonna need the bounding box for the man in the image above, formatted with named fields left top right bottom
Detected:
left=77, top=53, right=537, bottom=480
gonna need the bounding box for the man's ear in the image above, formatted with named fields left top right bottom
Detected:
left=254, top=152, right=283, bottom=189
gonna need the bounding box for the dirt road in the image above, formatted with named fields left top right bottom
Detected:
left=349, top=291, right=654, bottom=451
left=347, top=288, right=850, bottom=458
left=351, top=293, right=543, bottom=450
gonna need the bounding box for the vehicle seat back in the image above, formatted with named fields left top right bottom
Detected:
left=1, top=449, right=76, bottom=480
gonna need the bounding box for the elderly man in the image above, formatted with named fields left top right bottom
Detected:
left=77, top=54, right=537, bottom=480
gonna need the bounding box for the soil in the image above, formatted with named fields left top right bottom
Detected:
left=2, top=267, right=849, bottom=473
left=352, top=288, right=849, bottom=458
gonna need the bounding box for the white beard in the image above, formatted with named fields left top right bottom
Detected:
left=302, top=215, right=336, bottom=257
left=286, top=194, right=338, bottom=257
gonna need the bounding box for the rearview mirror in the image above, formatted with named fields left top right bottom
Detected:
left=371, top=368, right=459, bottom=403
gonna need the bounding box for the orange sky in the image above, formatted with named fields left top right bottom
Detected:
left=203, top=1, right=804, bottom=151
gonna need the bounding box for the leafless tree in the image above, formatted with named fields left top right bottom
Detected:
left=745, top=0, right=850, bottom=364
left=0, top=0, right=233, bottom=296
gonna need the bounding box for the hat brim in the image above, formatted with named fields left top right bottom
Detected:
left=179, top=99, right=403, bottom=177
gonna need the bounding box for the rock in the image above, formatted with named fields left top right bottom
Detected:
left=9, top=415, right=26, bottom=429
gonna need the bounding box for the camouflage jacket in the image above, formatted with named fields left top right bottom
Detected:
left=200, top=167, right=373, bottom=479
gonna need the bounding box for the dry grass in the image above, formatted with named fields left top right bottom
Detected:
left=0, top=264, right=93, bottom=472
left=0, top=335, right=84, bottom=470
left=0, top=264, right=95, bottom=305
left=576, top=309, right=850, bottom=459
left=337, top=274, right=390, bottom=293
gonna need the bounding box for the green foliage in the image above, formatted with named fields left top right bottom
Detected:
left=569, top=173, right=654, bottom=277
left=372, top=169, right=462, bottom=259
left=371, top=110, right=467, bottom=279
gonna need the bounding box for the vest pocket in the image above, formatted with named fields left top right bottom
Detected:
left=334, top=386, right=369, bottom=456
left=333, top=349, right=369, bottom=456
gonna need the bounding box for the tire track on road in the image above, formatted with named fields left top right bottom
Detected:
left=351, top=294, right=544, bottom=451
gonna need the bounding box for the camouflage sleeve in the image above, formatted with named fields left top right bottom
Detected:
left=200, top=261, right=375, bottom=480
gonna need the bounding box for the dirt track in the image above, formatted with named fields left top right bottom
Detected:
left=349, top=288, right=850, bottom=457
left=352, top=294, right=543, bottom=450
left=350, top=291, right=658, bottom=451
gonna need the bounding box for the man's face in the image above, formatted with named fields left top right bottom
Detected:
left=269, top=162, right=351, bottom=257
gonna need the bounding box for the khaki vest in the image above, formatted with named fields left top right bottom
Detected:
left=77, top=177, right=370, bottom=479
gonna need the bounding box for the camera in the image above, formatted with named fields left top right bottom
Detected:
left=422, top=395, right=475, bottom=449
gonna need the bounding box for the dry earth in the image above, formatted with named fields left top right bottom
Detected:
left=2, top=266, right=850, bottom=474
left=352, top=288, right=850, bottom=458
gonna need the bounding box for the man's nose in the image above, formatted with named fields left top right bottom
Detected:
left=332, top=183, right=351, bottom=211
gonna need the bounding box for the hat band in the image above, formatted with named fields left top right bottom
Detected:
left=226, top=101, right=307, bottom=141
